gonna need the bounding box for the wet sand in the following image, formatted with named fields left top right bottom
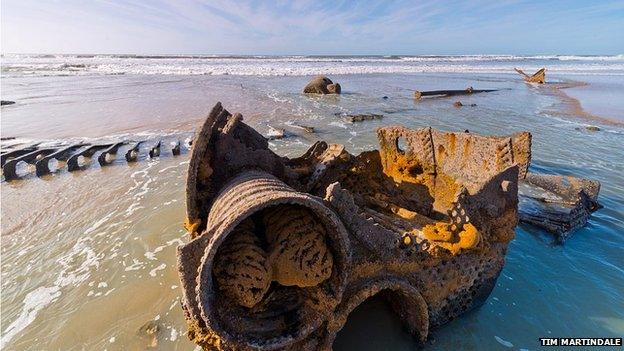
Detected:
left=2, top=72, right=623, bottom=350
left=561, top=75, right=624, bottom=124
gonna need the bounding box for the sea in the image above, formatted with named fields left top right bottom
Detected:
left=1, top=54, right=623, bottom=350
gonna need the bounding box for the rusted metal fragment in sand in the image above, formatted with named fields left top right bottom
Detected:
left=177, top=102, right=532, bottom=350
left=98, top=142, right=126, bottom=166
left=414, top=86, right=497, bottom=99
left=3, top=148, right=58, bottom=181
left=1, top=146, right=40, bottom=167
left=125, top=141, right=144, bottom=162
left=35, top=143, right=89, bottom=176
left=172, top=140, right=182, bottom=155
left=335, top=112, right=384, bottom=123
left=67, top=144, right=114, bottom=172
left=149, top=141, right=161, bottom=158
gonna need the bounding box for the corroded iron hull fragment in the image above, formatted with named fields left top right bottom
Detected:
left=515, top=68, right=546, bottom=84
left=177, top=102, right=529, bottom=350
left=519, top=173, right=601, bottom=241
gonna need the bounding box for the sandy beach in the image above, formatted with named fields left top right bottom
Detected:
left=2, top=55, right=624, bottom=350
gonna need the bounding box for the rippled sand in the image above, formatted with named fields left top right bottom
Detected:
left=2, top=72, right=623, bottom=350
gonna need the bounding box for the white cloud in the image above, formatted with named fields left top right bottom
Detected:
left=1, top=0, right=622, bottom=54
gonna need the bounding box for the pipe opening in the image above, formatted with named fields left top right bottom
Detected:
left=333, top=291, right=422, bottom=351
left=325, top=279, right=429, bottom=349
left=209, top=202, right=347, bottom=346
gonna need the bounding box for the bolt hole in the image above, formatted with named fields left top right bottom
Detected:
left=396, top=137, right=407, bottom=154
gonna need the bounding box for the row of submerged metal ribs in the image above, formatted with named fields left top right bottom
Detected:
left=1, top=137, right=189, bottom=181
left=176, top=102, right=600, bottom=351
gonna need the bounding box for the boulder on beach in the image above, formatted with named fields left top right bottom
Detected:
left=303, top=76, right=341, bottom=94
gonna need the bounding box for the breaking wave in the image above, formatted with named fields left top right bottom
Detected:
left=2, top=54, right=623, bottom=77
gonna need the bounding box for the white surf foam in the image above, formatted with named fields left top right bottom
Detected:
left=2, top=54, right=623, bottom=77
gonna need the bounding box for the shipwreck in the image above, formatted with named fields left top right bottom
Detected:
left=176, top=102, right=535, bottom=350
left=518, top=173, right=601, bottom=241
left=0, top=136, right=189, bottom=181
left=515, top=68, right=546, bottom=84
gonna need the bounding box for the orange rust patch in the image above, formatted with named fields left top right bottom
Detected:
left=462, top=138, right=471, bottom=160
left=431, top=173, right=460, bottom=213
left=186, top=321, right=222, bottom=350
left=184, top=217, right=201, bottom=235
left=448, top=133, right=456, bottom=156
left=437, top=144, right=446, bottom=164
left=423, top=223, right=480, bottom=255
left=423, top=222, right=454, bottom=242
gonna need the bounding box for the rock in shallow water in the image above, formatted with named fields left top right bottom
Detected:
left=303, top=75, right=341, bottom=94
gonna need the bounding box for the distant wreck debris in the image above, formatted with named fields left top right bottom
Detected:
left=519, top=173, right=601, bottom=241
left=178, top=102, right=527, bottom=350
left=454, top=101, right=477, bottom=108
left=515, top=68, right=546, bottom=84
left=414, top=87, right=497, bottom=99
left=266, top=125, right=286, bottom=140
left=291, top=123, right=315, bottom=133
left=335, top=112, right=384, bottom=123
left=304, top=76, right=341, bottom=94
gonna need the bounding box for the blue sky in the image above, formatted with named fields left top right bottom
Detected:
left=1, top=0, right=623, bottom=55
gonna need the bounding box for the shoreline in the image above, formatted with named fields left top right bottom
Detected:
left=543, top=79, right=624, bottom=128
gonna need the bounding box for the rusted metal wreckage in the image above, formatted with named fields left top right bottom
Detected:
left=518, top=173, right=600, bottom=242
left=0, top=136, right=190, bottom=181
left=177, top=102, right=600, bottom=350
left=515, top=68, right=546, bottom=84
left=414, top=87, right=497, bottom=100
